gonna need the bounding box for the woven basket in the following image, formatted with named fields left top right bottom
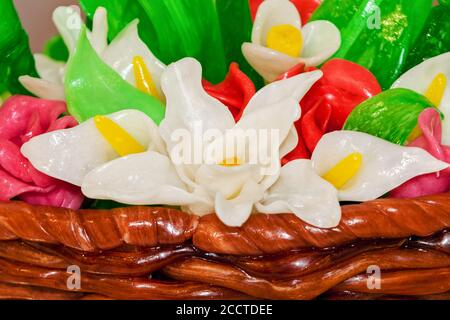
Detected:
left=0, top=194, right=449, bottom=300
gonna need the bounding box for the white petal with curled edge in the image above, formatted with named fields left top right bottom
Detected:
left=256, top=159, right=341, bottom=229
left=215, top=180, right=265, bottom=227
left=300, top=20, right=341, bottom=67
left=21, top=110, right=163, bottom=187
left=159, top=58, right=235, bottom=146
left=53, top=6, right=84, bottom=54
left=280, top=126, right=299, bottom=158
left=243, top=70, right=323, bottom=113
left=34, top=54, right=65, bottom=84
left=242, top=43, right=301, bottom=82
left=252, top=0, right=302, bottom=46
left=236, top=99, right=300, bottom=165
left=90, top=7, right=108, bottom=54
left=312, top=131, right=450, bottom=202
left=391, top=52, right=450, bottom=144
left=81, top=151, right=202, bottom=206
left=195, top=164, right=264, bottom=200
left=102, top=20, right=166, bottom=96
left=19, top=76, right=65, bottom=101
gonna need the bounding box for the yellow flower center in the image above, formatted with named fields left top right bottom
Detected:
left=406, top=73, right=447, bottom=143
left=94, top=115, right=145, bottom=157
left=266, top=24, right=303, bottom=58
left=424, top=73, right=447, bottom=107
left=322, top=153, right=363, bottom=189
left=133, top=55, right=161, bottom=100
left=219, top=156, right=242, bottom=167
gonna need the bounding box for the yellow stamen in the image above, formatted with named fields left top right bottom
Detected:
left=425, top=73, right=447, bottom=106
left=220, top=157, right=241, bottom=167
left=405, top=125, right=422, bottom=144
left=133, top=56, right=161, bottom=100
left=94, top=115, right=145, bottom=156
left=322, top=153, right=363, bottom=189
left=266, top=24, right=303, bottom=58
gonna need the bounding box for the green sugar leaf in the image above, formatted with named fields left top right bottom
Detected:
left=65, top=28, right=165, bottom=123
left=343, top=88, right=437, bottom=145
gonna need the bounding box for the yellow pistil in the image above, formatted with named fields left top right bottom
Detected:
left=405, top=125, right=422, bottom=144
left=94, top=115, right=145, bottom=156
left=424, top=73, right=447, bottom=107
left=133, top=56, right=161, bottom=100
left=322, top=153, right=363, bottom=189
left=266, top=24, right=303, bottom=58
left=220, top=157, right=242, bottom=167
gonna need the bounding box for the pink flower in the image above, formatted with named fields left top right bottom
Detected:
left=0, top=95, right=84, bottom=209
left=391, top=108, right=450, bottom=198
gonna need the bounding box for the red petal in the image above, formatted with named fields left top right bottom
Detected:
left=204, top=63, right=256, bottom=121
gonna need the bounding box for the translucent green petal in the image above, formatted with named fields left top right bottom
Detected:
left=64, top=28, right=165, bottom=123
left=344, top=88, right=437, bottom=145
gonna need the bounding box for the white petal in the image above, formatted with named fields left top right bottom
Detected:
left=215, top=180, right=264, bottom=227
left=34, top=54, right=65, bottom=84
left=82, top=151, right=202, bottom=205
left=243, top=70, right=323, bottom=113
left=391, top=52, right=450, bottom=144
left=19, top=76, right=65, bottom=100
left=21, top=110, right=162, bottom=186
left=256, top=159, right=341, bottom=228
left=252, top=0, right=302, bottom=46
left=102, top=20, right=166, bottom=96
left=301, top=20, right=341, bottom=66
left=53, top=6, right=84, bottom=54
left=280, top=126, right=299, bottom=158
left=90, top=7, right=108, bottom=54
left=160, top=58, right=234, bottom=137
left=195, top=164, right=264, bottom=200
left=312, top=131, right=450, bottom=201
left=242, top=43, right=302, bottom=82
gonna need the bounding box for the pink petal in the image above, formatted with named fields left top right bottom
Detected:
left=391, top=108, right=450, bottom=198
left=20, top=182, right=84, bottom=210
left=0, top=168, right=47, bottom=201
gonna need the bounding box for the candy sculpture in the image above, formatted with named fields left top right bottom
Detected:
left=0, top=0, right=449, bottom=300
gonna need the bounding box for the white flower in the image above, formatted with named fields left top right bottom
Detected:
left=242, top=0, right=341, bottom=82
left=19, top=6, right=165, bottom=100
left=392, top=52, right=450, bottom=144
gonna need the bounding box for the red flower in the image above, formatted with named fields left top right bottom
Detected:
left=282, top=59, right=382, bottom=161
left=203, top=63, right=256, bottom=121
left=0, top=95, right=84, bottom=209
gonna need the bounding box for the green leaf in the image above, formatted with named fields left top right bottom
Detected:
left=43, top=35, right=69, bottom=62
left=0, top=0, right=37, bottom=94
left=65, top=28, right=165, bottom=123
left=79, top=0, right=263, bottom=85
left=312, top=0, right=432, bottom=89
left=343, top=88, right=437, bottom=145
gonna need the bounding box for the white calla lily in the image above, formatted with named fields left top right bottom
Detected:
left=391, top=52, right=450, bottom=144
left=242, top=0, right=341, bottom=82
left=256, top=159, right=341, bottom=228
left=21, top=109, right=164, bottom=186
left=312, top=131, right=450, bottom=201
left=19, top=6, right=166, bottom=100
